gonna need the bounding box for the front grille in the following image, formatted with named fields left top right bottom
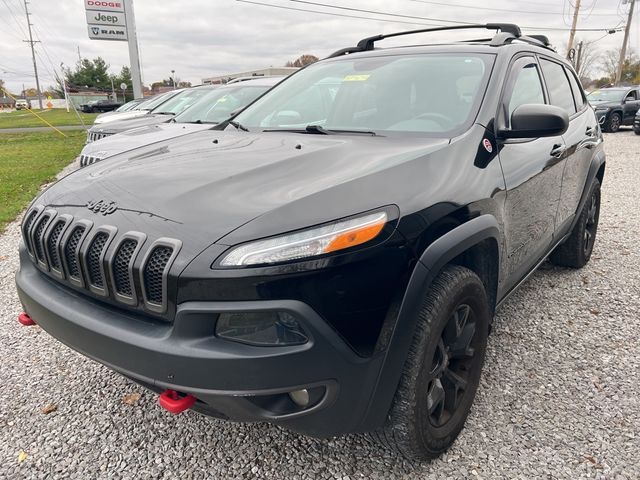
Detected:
left=23, top=206, right=180, bottom=316
left=113, top=239, right=138, bottom=296
left=87, top=232, right=109, bottom=288
left=65, top=226, right=86, bottom=279
left=33, top=214, right=50, bottom=262
left=86, top=131, right=112, bottom=144
left=144, top=246, right=173, bottom=304
left=47, top=220, right=66, bottom=270
left=22, top=210, right=38, bottom=255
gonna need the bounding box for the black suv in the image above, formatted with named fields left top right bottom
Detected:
left=587, top=86, right=640, bottom=132
left=16, top=24, right=605, bottom=460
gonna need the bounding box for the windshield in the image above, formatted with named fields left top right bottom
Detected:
left=175, top=85, right=271, bottom=124
left=116, top=100, right=139, bottom=112
left=233, top=54, right=493, bottom=135
left=140, top=90, right=180, bottom=111
left=587, top=89, right=625, bottom=102
left=153, top=88, right=213, bottom=115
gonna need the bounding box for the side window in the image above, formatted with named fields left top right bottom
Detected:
left=506, top=60, right=545, bottom=124
left=540, top=58, right=577, bottom=114
left=566, top=68, right=585, bottom=111
left=625, top=90, right=637, bottom=102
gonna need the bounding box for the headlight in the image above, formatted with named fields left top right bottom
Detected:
left=219, top=211, right=388, bottom=267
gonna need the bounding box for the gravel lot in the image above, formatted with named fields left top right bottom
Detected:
left=1, top=132, right=638, bottom=479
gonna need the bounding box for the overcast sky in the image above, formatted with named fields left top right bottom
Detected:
left=1, top=0, right=638, bottom=93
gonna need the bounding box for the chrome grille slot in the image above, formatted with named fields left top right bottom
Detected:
left=65, top=226, right=86, bottom=279
left=33, top=214, right=50, bottom=263
left=47, top=220, right=66, bottom=270
left=87, top=232, right=109, bottom=288
left=144, top=246, right=173, bottom=304
left=22, top=209, right=39, bottom=255
left=113, top=239, right=138, bottom=296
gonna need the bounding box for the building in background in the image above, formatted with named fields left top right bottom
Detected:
left=202, top=67, right=298, bottom=85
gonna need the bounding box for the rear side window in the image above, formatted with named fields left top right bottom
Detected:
left=566, top=69, right=585, bottom=111
left=507, top=61, right=545, bottom=121
left=540, top=59, right=576, bottom=114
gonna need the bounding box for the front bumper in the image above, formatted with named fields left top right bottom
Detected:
left=16, top=254, right=390, bottom=437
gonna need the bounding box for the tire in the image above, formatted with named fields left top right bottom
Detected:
left=633, top=126, right=640, bottom=135
left=373, top=265, right=491, bottom=460
left=550, top=179, right=601, bottom=268
left=603, top=112, right=621, bottom=133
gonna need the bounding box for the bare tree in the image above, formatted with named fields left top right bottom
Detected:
left=570, top=39, right=599, bottom=82
left=285, top=54, right=319, bottom=68
left=601, top=47, right=638, bottom=84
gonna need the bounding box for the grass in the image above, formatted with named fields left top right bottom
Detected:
left=0, top=130, right=86, bottom=232
left=0, top=109, right=98, bottom=129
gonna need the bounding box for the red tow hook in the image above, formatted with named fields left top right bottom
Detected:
left=18, top=312, right=36, bottom=326
left=159, top=389, right=196, bottom=414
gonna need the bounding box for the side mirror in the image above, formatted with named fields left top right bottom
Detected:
left=499, top=104, right=569, bottom=139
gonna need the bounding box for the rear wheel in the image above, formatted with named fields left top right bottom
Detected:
left=374, top=265, right=490, bottom=460
left=603, top=112, right=621, bottom=133
left=550, top=179, right=601, bottom=268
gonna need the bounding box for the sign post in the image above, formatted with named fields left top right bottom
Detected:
left=84, top=0, right=143, bottom=99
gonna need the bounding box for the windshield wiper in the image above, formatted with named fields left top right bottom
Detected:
left=229, top=120, right=249, bottom=132
left=264, top=125, right=377, bottom=136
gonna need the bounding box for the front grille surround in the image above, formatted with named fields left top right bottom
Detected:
left=82, top=226, right=117, bottom=297
left=23, top=205, right=180, bottom=317
left=86, top=131, right=112, bottom=144
left=43, top=213, right=73, bottom=278
left=109, top=232, right=146, bottom=306
left=60, top=219, right=93, bottom=288
left=139, top=238, right=182, bottom=314
left=80, top=154, right=104, bottom=167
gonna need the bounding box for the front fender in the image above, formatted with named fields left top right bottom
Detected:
left=359, top=214, right=500, bottom=430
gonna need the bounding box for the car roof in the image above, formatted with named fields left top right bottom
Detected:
left=220, top=76, right=284, bottom=88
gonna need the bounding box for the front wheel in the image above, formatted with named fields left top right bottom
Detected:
left=550, top=179, right=601, bottom=268
left=374, top=265, right=490, bottom=460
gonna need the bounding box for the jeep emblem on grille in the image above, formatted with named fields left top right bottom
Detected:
left=87, top=199, right=118, bottom=215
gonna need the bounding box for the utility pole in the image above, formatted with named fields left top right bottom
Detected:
left=615, top=0, right=636, bottom=85
left=575, top=41, right=584, bottom=76
left=22, top=0, right=43, bottom=110
left=77, top=46, right=82, bottom=63
left=566, top=0, right=582, bottom=59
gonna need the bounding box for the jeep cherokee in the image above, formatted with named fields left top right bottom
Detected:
left=16, top=24, right=605, bottom=460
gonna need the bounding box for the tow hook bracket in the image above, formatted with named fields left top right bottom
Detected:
left=159, top=389, right=196, bottom=414
left=18, top=312, right=36, bottom=326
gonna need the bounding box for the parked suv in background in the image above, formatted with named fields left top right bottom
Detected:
left=16, top=24, right=604, bottom=461
left=15, top=99, right=31, bottom=110
left=587, top=86, right=640, bottom=132
left=79, top=76, right=282, bottom=167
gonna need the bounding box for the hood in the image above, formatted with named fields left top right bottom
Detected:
left=93, top=110, right=150, bottom=125
left=81, top=123, right=212, bottom=161
left=90, top=114, right=174, bottom=134
left=39, top=129, right=450, bottom=255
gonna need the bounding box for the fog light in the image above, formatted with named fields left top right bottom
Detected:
left=215, top=311, right=308, bottom=346
left=288, top=389, right=310, bottom=407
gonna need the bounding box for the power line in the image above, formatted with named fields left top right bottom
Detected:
left=287, top=0, right=626, bottom=31
left=408, top=0, right=621, bottom=16
left=236, top=0, right=440, bottom=26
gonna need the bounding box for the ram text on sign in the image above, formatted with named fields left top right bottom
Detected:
left=87, top=24, right=128, bottom=41
left=85, top=10, right=125, bottom=26
left=84, top=0, right=124, bottom=13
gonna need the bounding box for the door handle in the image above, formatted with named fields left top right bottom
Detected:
left=550, top=144, right=567, bottom=158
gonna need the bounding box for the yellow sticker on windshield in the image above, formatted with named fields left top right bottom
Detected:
left=343, top=74, right=370, bottom=82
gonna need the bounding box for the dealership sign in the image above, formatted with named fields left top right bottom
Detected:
left=84, top=0, right=124, bottom=13
left=85, top=0, right=127, bottom=41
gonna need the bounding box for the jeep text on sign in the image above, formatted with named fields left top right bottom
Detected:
left=87, top=24, right=128, bottom=41
left=85, top=10, right=125, bottom=26
left=84, top=0, right=124, bottom=13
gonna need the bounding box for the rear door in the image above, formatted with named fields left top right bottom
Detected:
left=496, top=55, right=566, bottom=290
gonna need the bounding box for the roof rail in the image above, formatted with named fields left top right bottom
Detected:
left=328, top=23, right=521, bottom=58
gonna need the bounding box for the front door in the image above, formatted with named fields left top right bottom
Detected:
left=496, top=55, right=566, bottom=293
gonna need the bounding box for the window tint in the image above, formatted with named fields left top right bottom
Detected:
left=540, top=59, right=576, bottom=114
left=566, top=69, right=585, bottom=110
left=625, top=90, right=637, bottom=101
left=508, top=62, right=545, bottom=121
